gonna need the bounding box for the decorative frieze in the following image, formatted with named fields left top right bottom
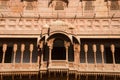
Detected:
left=0, top=18, right=120, bottom=35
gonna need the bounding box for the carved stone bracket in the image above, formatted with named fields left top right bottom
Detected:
left=47, top=38, right=55, bottom=48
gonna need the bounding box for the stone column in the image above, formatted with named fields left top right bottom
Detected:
left=30, top=44, right=33, bottom=63
left=84, top=44, right=88, bottom=64
left=47, top=39, right=54, bottom=67
left=20, top=44, right=25, bottom=64
left=38, top=41, right=43, bottom=66
left=49, top=46, right=53, bottom=67
left=65, top=46, right=68, bottom=63
left=93, top=44, right=97, bottom=64
left=74, top=44, right=80, bottom=65
left=111, top=44, right=115, bottom=64
left=2, top=44, right=7, bottom=63
left=100, top=44, right=104, bottom=70
left=64, top=41, right=70, bottom=63
left=13, top=44, right=17, bottom=64
left=100, top=44, right=104, bottom=64
left=40, top=50, right=43, bottom=65
left=93, top=44, right=97, bottom=70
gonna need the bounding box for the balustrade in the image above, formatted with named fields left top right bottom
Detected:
left=0, top=42, right=120, bottom=72
left=0, top=43, right=39, bottom=71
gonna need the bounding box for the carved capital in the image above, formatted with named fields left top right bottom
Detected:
left=84, top=44, right=88, bottom=53
left=74, top=43, right=80, bottom=53
left=111, top=44, right=115, bottom=53
left=13, top=44, right=17, bottom=52
left=93, top=44, right=97, bottom=53
left=47, top=38, right=55, bottom=47
left=21, top=44, right=25, bottom=52
left=3, top=44, right=7, bottom=53
left=100, top=44, right=104, bottom=53
left=30, top=44, right=34, bottom=52
left=64, top=41, right=70, bottom=48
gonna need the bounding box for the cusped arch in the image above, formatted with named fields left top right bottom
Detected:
left=47, top=33, right=72, bottom=43
left=39, top=32, right=80, bottom=45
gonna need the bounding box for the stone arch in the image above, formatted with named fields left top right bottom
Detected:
left=38, top=32, right=80, bottom=62
left=47, top=33, right=72, bottom=43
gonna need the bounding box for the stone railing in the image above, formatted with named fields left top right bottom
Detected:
left=0, top=43, right=39, bottom=74
left=40, top=61, right=120, bottom=73
left=50, top=60, right=68, bottom=68
left=78, top=64, right=120, bottom=72
left=0, top=63, right=39, bottom=71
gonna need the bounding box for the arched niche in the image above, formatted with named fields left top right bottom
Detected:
left=52, top=38, right=66, bottom=60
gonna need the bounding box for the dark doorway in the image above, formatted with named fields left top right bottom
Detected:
left=52, top=47, right=66, bottom=60
left=52, top=38, right=66, bottom=60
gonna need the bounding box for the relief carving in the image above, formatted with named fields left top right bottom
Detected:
left=10, top=2, right=24, bottom=13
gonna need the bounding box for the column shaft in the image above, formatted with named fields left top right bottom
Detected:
left=66, top=47, right=68, bottom=62
left=111, top=44, right=115, bottom=64
left=20, top=44, right=25, bottom=63
left=84, top=44, right=88, bottom=64
left=30, top=44, right=33, bottom=63
left=2, top=44, right=7, bottom=63
left=49, top=46, right=52, bottom=66
left=13, top=44, right=17, bottom=64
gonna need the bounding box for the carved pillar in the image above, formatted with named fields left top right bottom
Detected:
left=20, top=44, right=25, bottom=63
left=100, top=44, right=104, bottom=64
left=30, top=44, right=33, bottom=63
left=64, top=41, right=70, bottom=63
left=2, top=44, right=7, bottom=63
left=84, top=44, right=88, bottom=64
left=49, top=46, right=53, bottom=66
left=39, top=41, right=43, bottom=65
left=100, top=44, right=104, bottom=70
left=40, top=50, right=43, bottom=65
left=66, top=46, right=68, bottom=63
left=47, top=39, right=54, bottom=67
left=13, top=44, right=17, bottom=64
left=111, top=44, right=115, bottom=64
left=93, top=44, right=97, bottom=64
left=74, top=44, right=80, bottom=65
